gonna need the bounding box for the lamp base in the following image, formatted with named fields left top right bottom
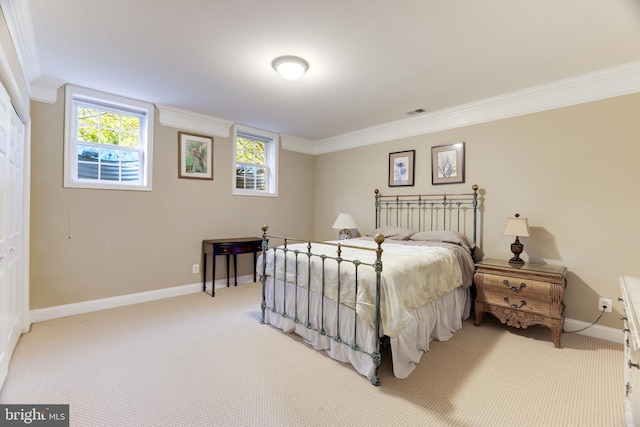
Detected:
left=338, top=229, right=352, bottom=240
left=508, top=238, right=525, bottom=265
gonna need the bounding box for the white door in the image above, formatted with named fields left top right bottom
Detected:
left=0, top=82, right=24, bottom=389
left=0, top=83, right=10, bottom=386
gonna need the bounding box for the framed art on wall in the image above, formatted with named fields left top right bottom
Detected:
left=431, top=142, right=464, bottom=185
left=178, top=131, right=213, bottom=180
left=388, top=150, right=415, bottom=187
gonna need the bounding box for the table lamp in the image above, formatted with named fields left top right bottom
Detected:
left=504, top=213, right=531, bottom=265
left=332, top=213, right=357, bottom=240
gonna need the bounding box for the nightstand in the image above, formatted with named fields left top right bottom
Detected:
left=474, top=258, right=568, bottom=348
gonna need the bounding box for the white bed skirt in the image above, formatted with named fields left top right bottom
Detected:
left=262, top=277, right=471, bottom=381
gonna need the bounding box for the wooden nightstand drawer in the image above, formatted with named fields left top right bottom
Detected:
left=483, top=287, right=552, bottom=316
left=474, top=258, right=567, bottom=348
left=481, top=273, right=551, bottom=296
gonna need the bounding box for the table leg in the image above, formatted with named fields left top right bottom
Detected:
left=551, top=322, right=563, bottom=349
left=211, top=251, right=216, bottom=297
left=234, top=254, right=238, bottom=286
left=474, top=302, right=483, bottom=326
left=253, top=250, right=257, bottom=282
left=226, top=254, right=230, bottom=287
left=202, top=246, right=207, bottom=292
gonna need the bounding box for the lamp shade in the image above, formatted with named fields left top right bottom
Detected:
left=332, top=213, right=357, bottom=230
left=504, top=214, right=531, bottom=237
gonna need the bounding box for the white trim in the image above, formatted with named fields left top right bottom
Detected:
left=28, top=283, right=624, bottom=347
left=29, top=275, right=256, bottom=323
left=312, top=61, right=640, bottom=154
left=30, top=75, right=64, bottom=103
left=0, top=0, right=40, bottom=85
left=281, top=134, right=315, bottom=154
left=563, top=317, right=624, bottom=344
left=30, top=283, right=202, bottom=323
left=2, top=0, right=640, bottom=155
left=232, top=124, right=279, bottom=197
left=0, top=11, right=29, bottom=122
left=157, top=105, right=233, bottom=138
left=63, top=84, right=155, bottom=191
left=21, top=121, right=31, bottom=334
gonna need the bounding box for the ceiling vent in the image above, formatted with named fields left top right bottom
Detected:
left=406, top=108, right=427, bottom=116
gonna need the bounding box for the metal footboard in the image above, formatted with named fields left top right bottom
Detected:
left=259, top=224, right=385, bottom=386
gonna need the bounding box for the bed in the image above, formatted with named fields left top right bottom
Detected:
left=258, top=185, right=481, bottom=385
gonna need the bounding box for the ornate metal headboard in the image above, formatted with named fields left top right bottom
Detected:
left=374, top=184, right=480, bottom=245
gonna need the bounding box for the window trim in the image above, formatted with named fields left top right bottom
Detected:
left=232, top=125, right=279, bottom=197
left=64, top=85, right=155, bottom=191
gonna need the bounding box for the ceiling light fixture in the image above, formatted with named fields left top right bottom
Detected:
left=272, top=55, right=309, bottom=80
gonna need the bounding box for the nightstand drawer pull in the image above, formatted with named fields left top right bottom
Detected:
left=630, top=361, right=640, bottom=370
left=502, top=279, right=526, bottom=291
left=503, top=297, right=526, bottom=309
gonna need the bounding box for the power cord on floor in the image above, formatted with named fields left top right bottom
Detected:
left=563, top=306, right=606, bottom=333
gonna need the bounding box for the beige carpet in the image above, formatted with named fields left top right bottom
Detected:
left=0, top=283, right=625, bottom=427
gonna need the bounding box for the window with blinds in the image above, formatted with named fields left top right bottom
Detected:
left=64, top=85, right=154, bottom=191
left=233, top=126, right=278, bottom=197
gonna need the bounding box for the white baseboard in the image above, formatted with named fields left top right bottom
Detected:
left=29, top=275, right=255, bottom=324
left=28, top=279, right=624, bottom=346
left=563, top=317, right=623, bottom=344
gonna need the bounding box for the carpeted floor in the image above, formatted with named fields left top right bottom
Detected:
left=0, top=283, right=625, bottom=426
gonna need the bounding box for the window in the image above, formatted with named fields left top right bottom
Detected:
left=232, top=125, right=278, bottom=196
left=64, top=85, right=154, bottom=191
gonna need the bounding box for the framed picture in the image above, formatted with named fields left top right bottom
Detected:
left=431, top=142, right=465, bottom=185
left=388, top=150, right=415, bottom=187
left=178, top=131, right=213, bottom=180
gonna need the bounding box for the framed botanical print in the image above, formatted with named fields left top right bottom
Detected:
left=431, top=142, right=464, bottom=185
left=388, top=150, right=415, bottom=187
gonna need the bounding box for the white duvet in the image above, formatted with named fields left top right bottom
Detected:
left=258, top=237, right=466, bottom=338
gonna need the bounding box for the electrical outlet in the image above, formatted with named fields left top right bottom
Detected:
left=192, top=264, right=200, bottom=274
left=598, top=297, right=612, bottom=313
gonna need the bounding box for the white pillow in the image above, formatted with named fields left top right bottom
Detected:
left=366, top=226, right=416, bottom=241
left=410, top=230, right=475, bottom=250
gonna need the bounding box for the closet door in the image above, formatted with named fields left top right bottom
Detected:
left=0, top=83, right=10, bottom=386
left=0, top=82, right=23, bottom=389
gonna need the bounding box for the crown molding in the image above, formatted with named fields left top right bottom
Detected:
left=0, top=0, right=40, bottom=84
left=312, top=60, right=640, bottom=155
left=281, top=134, right=316, bottom=154
left=7, top=0, right=638, bottom=154
left=30, top=75, right=64, bottom=103
left=157, top=105, right=233, bottom=138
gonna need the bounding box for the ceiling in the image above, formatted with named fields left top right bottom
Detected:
left=22, top=1, right=640, bottom=144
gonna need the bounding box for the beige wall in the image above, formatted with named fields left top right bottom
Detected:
left=314, top=93, right=640, bottom=328
left=29, top=90, right=315, bottom=309
left=30, top=86, right=640, bottom=328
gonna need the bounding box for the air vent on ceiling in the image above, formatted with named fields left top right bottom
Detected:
left=406, top=108, right=427, bottom=116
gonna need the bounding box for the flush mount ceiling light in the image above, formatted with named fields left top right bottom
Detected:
left=272, top=55, right=309, bottom=80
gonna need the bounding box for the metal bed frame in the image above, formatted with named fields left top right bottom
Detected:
left=375, top=183, right=480, bottom=248
left=260, top=184, right=479, bottom=385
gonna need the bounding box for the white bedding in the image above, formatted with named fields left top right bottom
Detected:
left=259, top=237, right=471, bottom=337
left=258, top=237, right=475, bottom=380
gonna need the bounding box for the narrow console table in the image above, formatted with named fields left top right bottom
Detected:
left=202, top=237, right=262, bottom=297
